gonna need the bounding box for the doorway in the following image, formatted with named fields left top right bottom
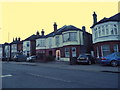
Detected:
left=49, top=51, right=53, bottom=56
left=56, top=50, right=61, bottom=60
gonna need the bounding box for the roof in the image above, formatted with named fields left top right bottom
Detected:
left=91, top=13, right=120, bottom=28
left=23, top=34, right=40, bottom=41
left=37, top=25, right=82, bottom=39
left=11, top=40, right=23, bottom=44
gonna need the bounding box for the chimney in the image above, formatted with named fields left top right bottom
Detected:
left=53, top=22, right=57, bottom=33
left=18, top=37, right=20, bottom=41
left=13, top=38, right=14, bottom=42
left=36, top=31, right=39, bottom=35
left=15, top=37, right=17, bottom=41
left=82, top=26, right=86, bottom=31
left=93, top=12, right=97, bottom=24
left=41, top=29, right=45, bottom=36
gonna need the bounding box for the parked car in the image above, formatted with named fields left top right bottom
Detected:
left=77, top=54, right=96, bottom=65
left=13, top=54, right=27, bottom=62
left=26, top=56, right=37, bottom=62
left=99, top=52, right=120, bottom=67
left=1, top=57, right=7, bottom=61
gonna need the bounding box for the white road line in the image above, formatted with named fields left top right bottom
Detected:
left=0, top=74, right=12, bottom=78
left=29, top=73, right=71, bottom=83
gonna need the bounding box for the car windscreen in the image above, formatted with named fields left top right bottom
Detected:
left=116, top=52, right=120, bottom=57
left=78, top=55, right=88, bottom=58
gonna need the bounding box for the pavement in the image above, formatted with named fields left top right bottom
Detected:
left=2, top=60, right=120, bottom=73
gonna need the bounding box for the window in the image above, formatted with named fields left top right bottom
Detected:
left=114, top=24, right=117, bottom=35
left=111, top=25, right=114, bottom=35
left=98, top=26, right=101, bottom=37
left=49, top=38, right=52, bottom=48
left=63, top=33, right=69, bottom=42
left=63, top=32, right=77, bottom=42
left=65, top=48, right=70, bottom=57
left=72, top=47, right=76, bottom=57
left=56, top=36, right=59, bottom=46
left=102, top=45, right=111, bottom=57
left=113, top=44, right=118, bottom=52
left=95, top=31, right=98, bottom=38
left=70, top=32, right=77, bottom=41
left=96, top=47, right=99, bottom=58
left=27, top=42, right=29, bottom=47
left=99, top=30, right=101, bottom=37
left=106, top=25, right=109, bottom=35
left=41, top=40, right=45, bottom=47
left=36, top=43, right=40, bottom=47
left=102, top=26, right=105, bottom=35
left=111, top=28, right=114, bottom=35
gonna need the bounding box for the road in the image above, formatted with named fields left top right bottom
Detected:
left=2, top=62, right=119, bottom=88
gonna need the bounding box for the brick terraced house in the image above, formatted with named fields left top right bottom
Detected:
left=10, top=37, right=23, bottom=59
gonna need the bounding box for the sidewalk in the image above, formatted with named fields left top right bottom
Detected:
left=3, top=61, right=119, bottom=73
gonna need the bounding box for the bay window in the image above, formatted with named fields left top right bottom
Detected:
left=63, top=32, right=77, bottom=42
left=101, top=45, right=110, bottom=56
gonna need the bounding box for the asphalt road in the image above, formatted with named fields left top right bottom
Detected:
left=2, top=62, right=119, bottom=88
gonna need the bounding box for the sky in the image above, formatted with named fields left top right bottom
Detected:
left=0, top=1, right=119, bottom=44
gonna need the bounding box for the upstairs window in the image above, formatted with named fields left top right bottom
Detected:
left=106, top=25, right=109, bottom=35
left=70, top=32, right=77, bottom=41
left=63, top=32, right=77, bottom=42
left=102, top=26, right=105, bottom=35
left=49, top=38, right=52, bottom=48
left=114, top=24, right=118, bottom=35
left=63, top=33, right=69, bottom=42
left=99, top=30, right=101, bottom=37
left=56, top=36, right=60, bottom=46
left=95, top=31, right=98, bottom=38
left=111, top=28, right=114, bottom=35
left=26, top=42, right=29, bottom=47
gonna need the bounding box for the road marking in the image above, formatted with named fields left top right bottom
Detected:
left=0, top=74, right=12, bottom=78
left=28, top=73, right=71, bottom=83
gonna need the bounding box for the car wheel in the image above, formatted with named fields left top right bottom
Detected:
left=88, top=60, right=92, bottom=65
left=111, top=60, right=118, bottom=67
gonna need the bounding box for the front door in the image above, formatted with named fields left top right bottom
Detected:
left=56, top=50, right=61, bottom=60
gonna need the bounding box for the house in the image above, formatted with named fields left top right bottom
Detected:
left=3, top=43, right=11, bottom=59
left=10, top=37, right=23, bottom=59
left=0, top=44, right=3, bottom=60
left=23, top=31, right=40, bottom=57
left=36, top=22, right=92, bottom=61
left=91, top=12, right=120, bottom=57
